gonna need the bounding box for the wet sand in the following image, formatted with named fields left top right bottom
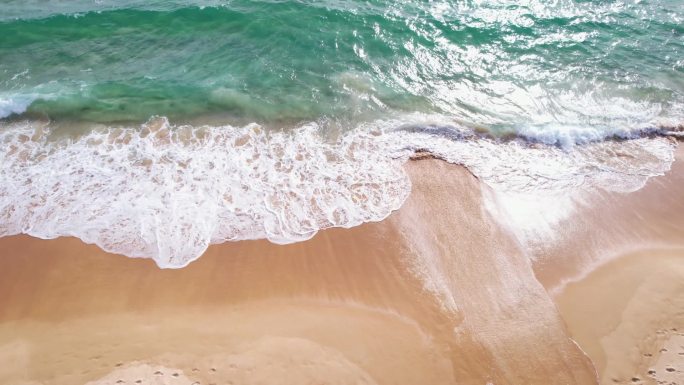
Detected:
left=1, top=146, right=684, bottom=385
left=0, top=158, right=596, bottom=385
left=535, top=145, right=684, bottom=384
left=555, top=249, right=684, bottom=385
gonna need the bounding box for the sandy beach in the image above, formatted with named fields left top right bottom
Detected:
left=2, top=2, right=682, bottom=384
left=1, top=146, right=683, bottom=385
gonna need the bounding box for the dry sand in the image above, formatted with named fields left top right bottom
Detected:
left=1, top=146, right=684, bottom=385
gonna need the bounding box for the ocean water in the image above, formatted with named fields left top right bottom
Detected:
left=0, top=0, right=682, bottom=267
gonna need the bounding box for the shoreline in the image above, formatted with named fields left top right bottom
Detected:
left=0, top=147, right=683, bottom=384
left=1, top=116, right=677, bottom=270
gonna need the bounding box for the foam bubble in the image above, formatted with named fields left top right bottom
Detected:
left=0, top=116, right=677, bottom=267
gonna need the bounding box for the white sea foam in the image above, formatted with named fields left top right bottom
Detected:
left=0, top=95, right=34, bottom=119
left=0, top=117, right=411, bottom=267
left=0, top=116, right=677, bottom=267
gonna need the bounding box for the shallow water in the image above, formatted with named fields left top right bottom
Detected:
left=1, top=0, right=682, bottom=132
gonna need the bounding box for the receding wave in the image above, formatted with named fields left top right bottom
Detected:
left=0, top=116, right=677, bottom=267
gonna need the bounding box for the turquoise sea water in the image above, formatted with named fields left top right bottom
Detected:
left=0, top=1, right=683, bottom=267
left=1, top=0, right=682, bottom=132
